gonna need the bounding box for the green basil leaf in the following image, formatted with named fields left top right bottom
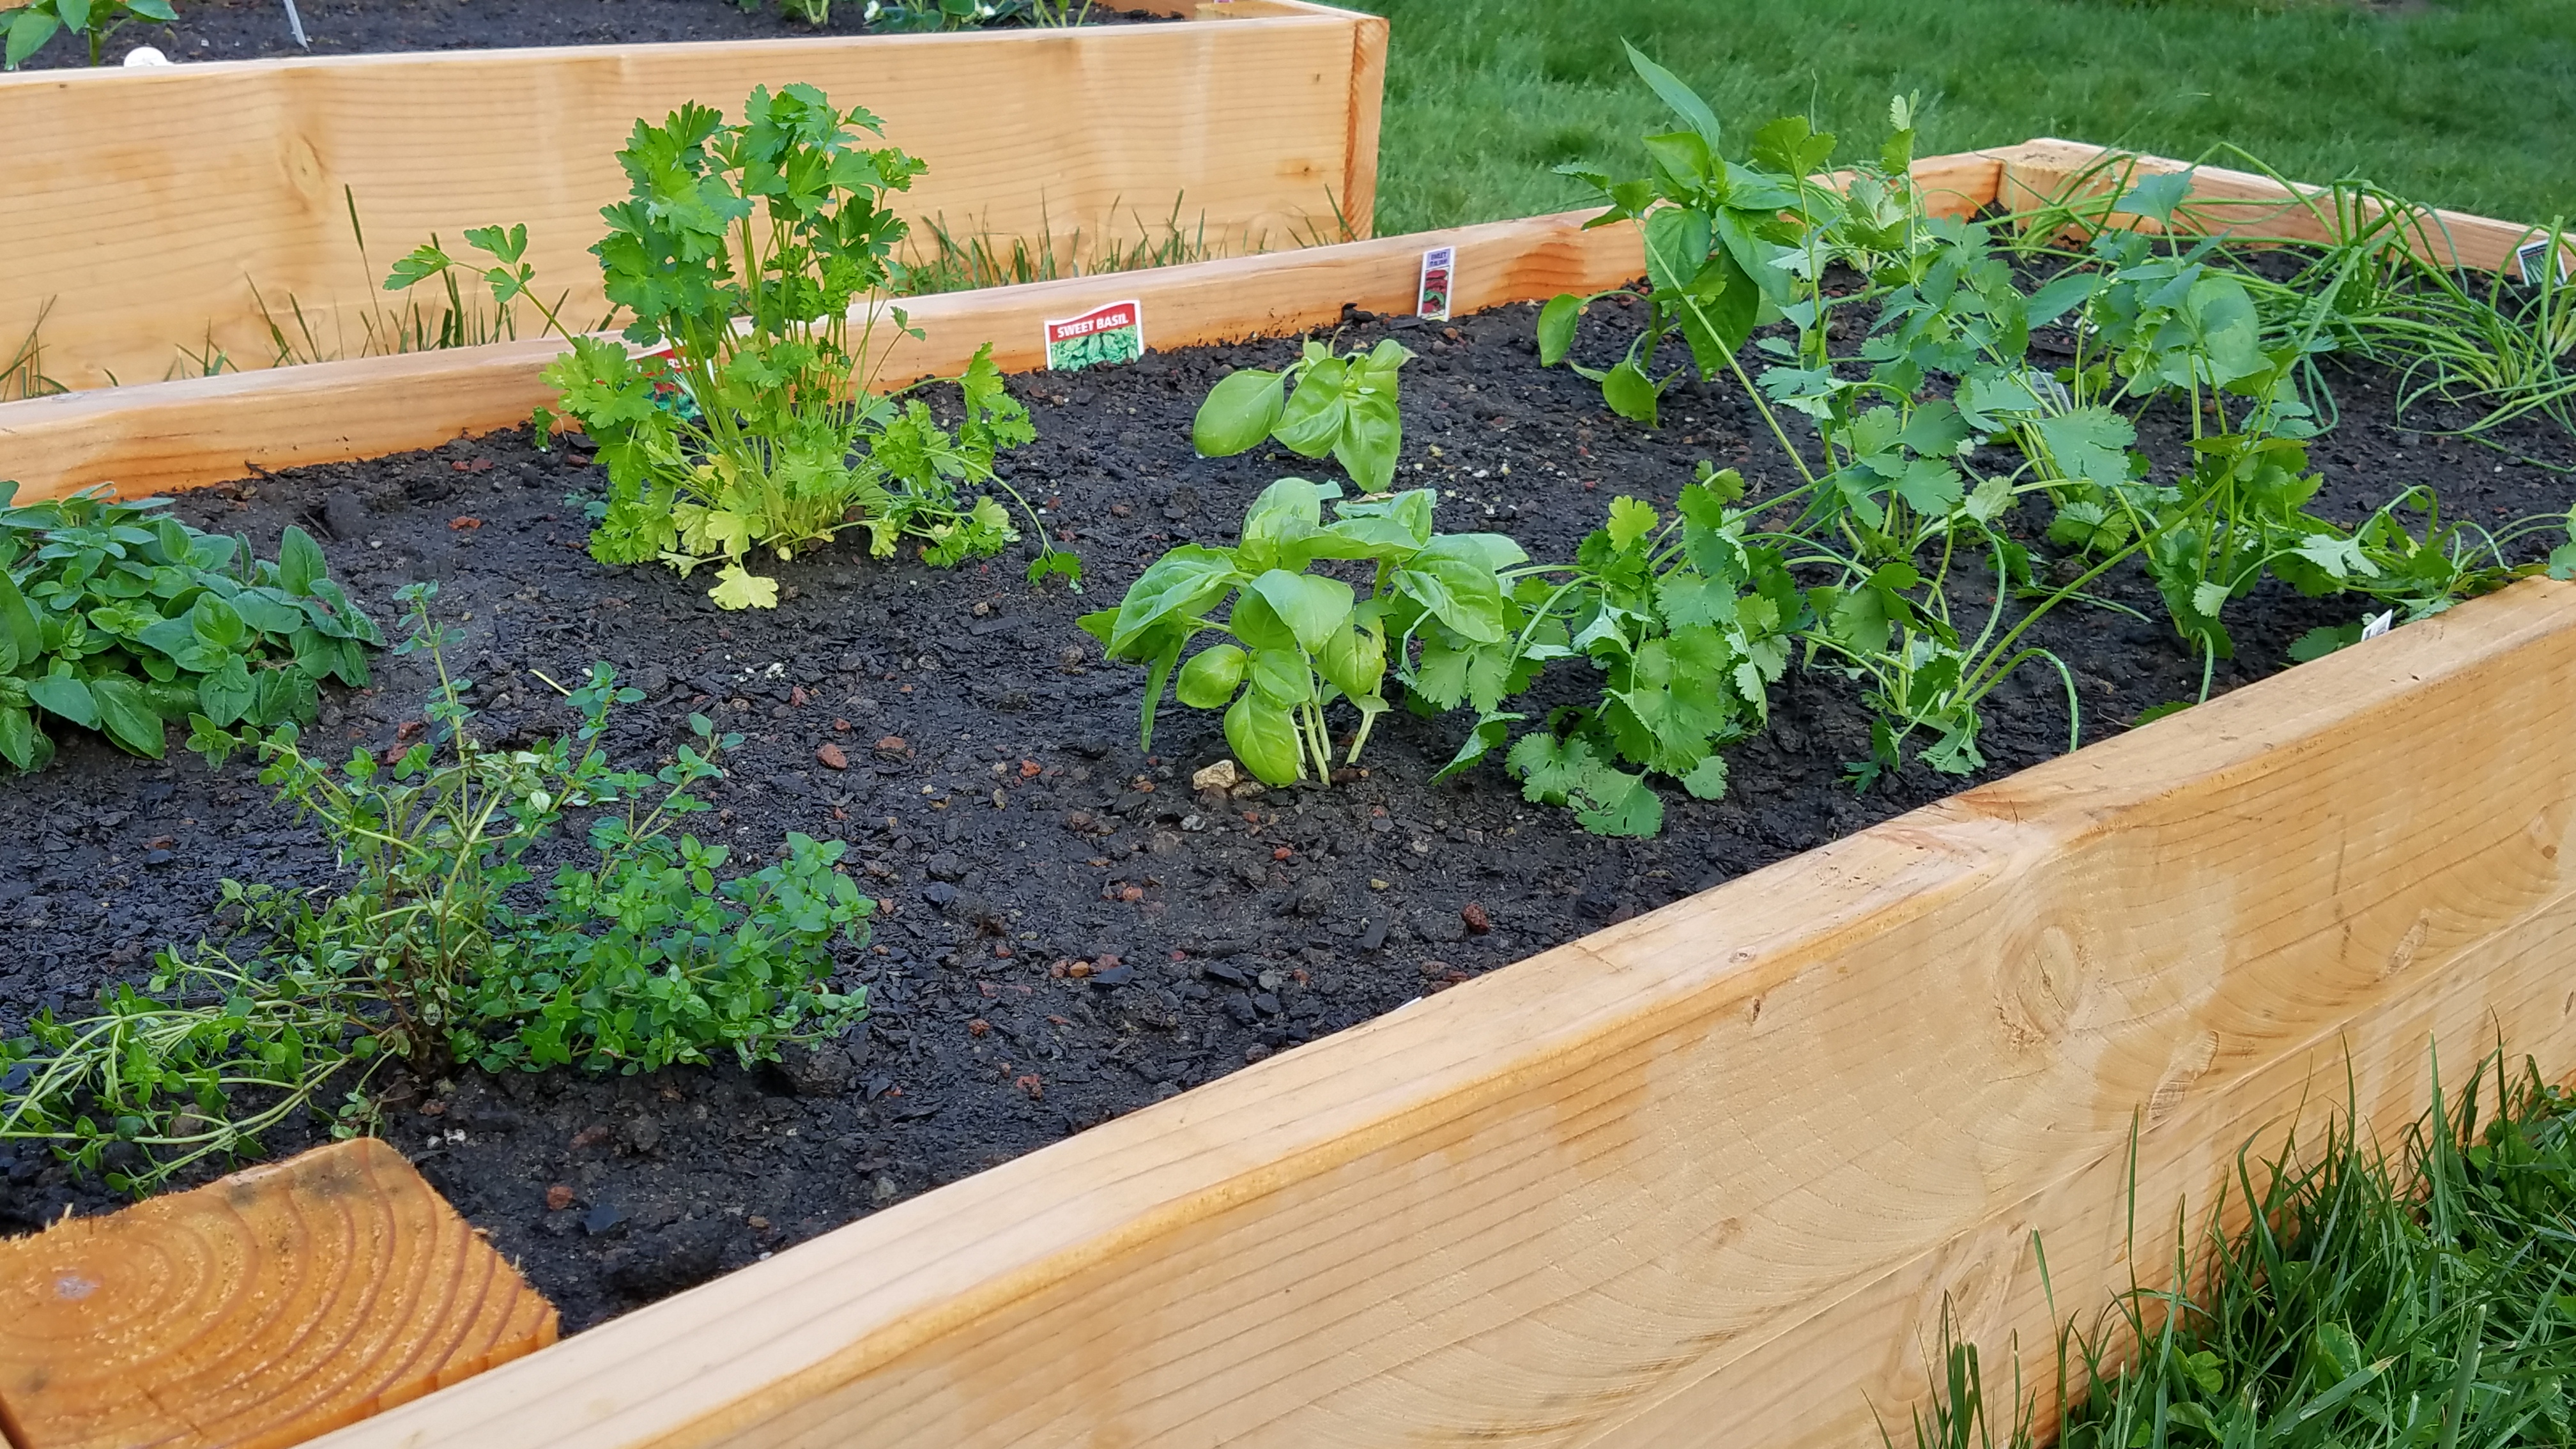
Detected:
left=1272, top=359, right=1351, bottom=458
left=1174, top=643, right=1248, bottom=710
left=1537, top=294, right=1584, bottom=367
left=1333, top=392, right=1403, bottom=493
left=1192, top=369, right=1285, bottom=459
left=1246, top=569, right=1354, bottom=654
left=1248, top=648, right=1315, bottom=707
left=1393, top=537, right=1511, bottom=645
left=0, top=705, right=47, bottom=770
left=1105, top=547, right=1236, bottom=657
left=1223, top=693, right=1302, bottom=786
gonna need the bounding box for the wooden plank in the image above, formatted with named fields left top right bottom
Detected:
left=1989, top=136, right=2574, bottom=277
left=298, top=567, right=2576, bottom=1449
left=0, top=7, right=1374, bottom=392
left=0, top=1138, right=556, bottom=1449
left=0, top=149, right=2009, bottom=503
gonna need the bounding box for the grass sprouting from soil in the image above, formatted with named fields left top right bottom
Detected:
left=1890, top=1054, right=2576, bottom=1449
left=1344, top=0, right=2576, bottom=238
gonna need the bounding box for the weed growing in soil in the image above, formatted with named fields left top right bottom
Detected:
left=548, top=84, right=1075, bottom=606
left=1887, top=1054, right=2576, bottom=1449
left=0, top=585, right=870, bottom=1193
left=0, top=485, right=380, bottom=770
left=3, top=0, right=174, bottom=69
left=1195, top=339, right=1415, bottom=492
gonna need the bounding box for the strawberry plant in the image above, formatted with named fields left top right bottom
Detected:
left=1079, top=478, right=1526, bottom=786
left=3, top=0, right=174, bottom=69
left=1193, top=340, right=1414, bottom=492
left=547, top=84, right=1075, bottom=608
left=0, top=484, right=380, bottom=770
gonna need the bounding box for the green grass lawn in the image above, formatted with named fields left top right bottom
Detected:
left=1343, top=0, right=2576, bottom=238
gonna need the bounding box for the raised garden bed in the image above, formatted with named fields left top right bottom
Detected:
left=0, top=0, right=1384, bottom=392
left=4, top=139, right=2575, bottom=1445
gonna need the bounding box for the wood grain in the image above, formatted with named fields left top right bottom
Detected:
left=0, top=150, right=2006, bottom=503
left=0, top=1137, right=556, bottom=1449
left=297, top=563, right=2576, bottom=1449
left=0, top=6, right=1376, bottom=391
left=1989, top=137, right=2574, bottom=276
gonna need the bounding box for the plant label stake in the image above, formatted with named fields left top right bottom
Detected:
left=1044, top=300, right=1143, bottom=372
left=2515, top=236, right=2572, bottom=286
left=282, top=0, right=309, bottom=47
left=1417, top=246, right=1455, bottom=321
left=2363, top=610, right=2395, bottom=641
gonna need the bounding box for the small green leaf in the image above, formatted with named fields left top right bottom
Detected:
left=1602, top=360, right=1660, bottom=424
left=1192, top=369, right=1285, bottom=458
left=88, top=675, right=166, bottom=759
left=1605, top=496, right=1659, bottom=551
left=1246, top=569, right=1354, bottom=654
left=1223, top=693, right=1301, bottom=786
left=1174, top=644, right=1248, bottom=710
left=708, top=564, right=781, bottom=611
left=26, top=675, right=98, bottom=729
left=275, top=525, right=327, bottom=596
left=1537, top=295, right=1584, bottom=367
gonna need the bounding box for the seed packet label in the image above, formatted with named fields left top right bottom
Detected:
left=2361, top=610, right=2395, bottom=641
left=2515, top=237, right=2572, bottom=286
left=1416, top=245, right=1456, bottom=321
left=1045, top=300, right=1144, bottom=371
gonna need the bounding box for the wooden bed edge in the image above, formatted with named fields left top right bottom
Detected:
left=0, top=144, right=2016, bottom=505
left=305, top=579, right=2576, bottom=1448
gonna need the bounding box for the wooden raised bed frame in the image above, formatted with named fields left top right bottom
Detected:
left=0, top=0, right=1385, bottom=394
left=7, top=144, right=2575, bottom=1447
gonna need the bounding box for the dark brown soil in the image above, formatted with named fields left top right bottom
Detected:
left=12, top=0, right=1170, bottom=69
left=1, top=293, right=2568, bottom=1331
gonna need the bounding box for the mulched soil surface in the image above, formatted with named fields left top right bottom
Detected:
left=1, top=293, right=2568, bottom=1330
left=12, top=0, right=1168, bottom=68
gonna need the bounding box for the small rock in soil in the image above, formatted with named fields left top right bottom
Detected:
left=1462, top=903, right=1492, bottom=935
left=1192, top=760, right=1239, bottom=792
left=815, top=742, right=848, bottom=770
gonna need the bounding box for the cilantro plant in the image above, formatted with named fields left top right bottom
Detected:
left=546, top=84, right=1075, bottom=608
left=0, top=484, right=380, bottom=770
left=1080, top=478, right=1526, bottom=787
left=0, top=586, right=870, bottom=1195
left=1193, top=339, right=1414, bottom=491
left=3, top=0, right=174, bottom=69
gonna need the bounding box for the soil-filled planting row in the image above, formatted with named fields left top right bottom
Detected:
left=1, top=293, right=2569, bottom=1332
left=9, top=0, right=1170, bottom=69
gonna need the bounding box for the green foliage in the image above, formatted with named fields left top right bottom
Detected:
left=0, top=586, right=868, bottom=1194
left=1888, top=1054, right=2576, bottom=1449
left=546, top=84, right=1074, bottom=606
left=1192, top=339, right=1414, bottom=492
left=3, top=0, right=173, bottom=69
left=1078, top=477, right=1527, bottom=786
left=378, top=222, right=578, bottom=352
left=0, top=484, right=381, bottom=770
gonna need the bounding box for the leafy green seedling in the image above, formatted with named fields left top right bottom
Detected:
left=1079, top=477, right=1524, bottom=787
left=1193, top=339, right=1414, bottom=492
left=3, top=0, right=174, bottom=70
left=0, top=482, right=381, bottom=769
left=548, top=84, right=1073, bottom=606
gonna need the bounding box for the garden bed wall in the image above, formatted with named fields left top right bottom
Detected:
left=293, top=577, right=2576, bottom=1449
left=0, top=0, right=1384, bottom=392
left=1999, top=136, right=2576, bottom=275
left=0, top=148, right=2011, bottom=501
